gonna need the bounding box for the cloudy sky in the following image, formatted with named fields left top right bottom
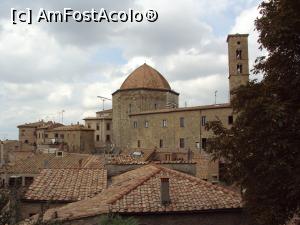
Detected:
left=0, top=0, right=263, bottom=140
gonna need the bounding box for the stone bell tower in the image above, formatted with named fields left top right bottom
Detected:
left=227, top=34, right=249, bottom=101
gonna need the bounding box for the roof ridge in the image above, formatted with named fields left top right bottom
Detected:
left=82, top=155, right=97, bottom=168
left=107, top=165, right=161, bottom=204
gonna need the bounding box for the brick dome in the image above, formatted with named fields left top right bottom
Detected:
left=120, top=63, right=171, bottom=91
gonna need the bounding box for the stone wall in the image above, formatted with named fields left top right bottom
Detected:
left=112, top=89, right=179, bottom=150
left=105, top=163, right=196, bottom=177
left=227, top=34, right=249, bottom=101
left=46, top=130, right=95, bottom=154
left=18, top=127, right=37, bottom=151
left=84, top=118, right=112, bottom=149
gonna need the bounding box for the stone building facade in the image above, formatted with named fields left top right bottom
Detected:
left=46, top=125, right=95, bottom=154
left=17, top=121, right=94, bottom=154
left=17, top=121, right=46, bottom=151
left=83, top=109, right=113, bottom=151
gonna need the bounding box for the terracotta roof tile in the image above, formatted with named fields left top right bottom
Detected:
left=43, top=165, right=242, bottom=222
left=4, top=153, right=104, bottom=174
left=119, top=64, right=171, bottom=91
left=24, top=168, right=107, bottom=202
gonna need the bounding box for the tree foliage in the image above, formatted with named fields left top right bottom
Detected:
left=206, top=0, right=300, bottom=224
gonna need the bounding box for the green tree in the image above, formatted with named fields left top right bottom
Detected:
left=206, top=0, right=300, bottom=224
left=99, top=214, right=138, bottom=225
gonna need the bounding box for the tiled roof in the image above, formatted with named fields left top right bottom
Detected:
left=43, top=164, right=242, bottom=222
left=37, top=123, right=63, bottom=130
left=17, top=121, right=49, bottom=128
left=129, top=103, right=231, bottom=116
left=119, top=64, right=171, bottom=91
left=106, top=154, right=149, bottom=165
left=3, top=153, right=104, bottom=174
left=24, top=168, right=107, bottom=202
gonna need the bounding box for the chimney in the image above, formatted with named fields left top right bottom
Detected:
left=78, top=159, right=83, bottom=168
left=161, top=178, right=171, bottom=205
left=43, top=160, right=49, bottom=169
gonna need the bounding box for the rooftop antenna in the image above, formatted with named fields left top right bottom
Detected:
left=214, top=90, right=218, bottom=104
left=58, top=110, right=65, bottom=124
left=97, top=96, right=112, bottom=111
left=61, top=110, right=65, bottom=124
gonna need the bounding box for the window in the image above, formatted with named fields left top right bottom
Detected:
left=179, top=138, right=185, bottom=148
left=236, top=50, right=242, bottom=59
left=106, top=135, right=110, bottom=142
left=96, top=124, right=100, bottom=130
left=162, top=120, right=167, bottom=127
left=165, top=154, right=171, bottom=161
left=180, top=117, right=184, bottom=127
left=87, top=124, right=91, bottom=129
left=159, top=139, right=163, bottom=148
left=196, top=142, right=200, bottom=149
left=133, top=121, right=138, bottom=128
left=96, top=135, right=100, bottom=141
left=55, top=133, right=58, bottom=138
left=228, top=115, right=233, bottom=125
left=60, top=134, right=64, bottom=139
left=154, top=103, right=157, bottom=109
left=129, top=104, right=132, bottom=113
left=24, top=140, right=28, bottom=144
left=201, top=116, right=206, bottom=126
left=137, top=140, right=141, bottom=148
left=202, top=138, right=207, bottom=149
left=45, top=134, right=48, bottom=138
left=237, top=64, right=243, bottom=74
left=145, top=121, right=149, bottom=128
left=106, top=123, right=110, bottom=131
left=38, top=133, right=40, bottom=138
left=237, top=41, right=241, bottom=45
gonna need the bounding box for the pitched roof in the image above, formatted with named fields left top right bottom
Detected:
left=24, top=168, right=107, bottom=202
left=3, top=153, right=104, bottom=174
left=43, top=165, right=242, bottom=222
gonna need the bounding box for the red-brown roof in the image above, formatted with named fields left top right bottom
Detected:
left=43, top=165, right=242, bottom=222
left=4, top=153, right=104, bottom=174
left=119, top=64, right=171, bottom=91
left=24, top=168, right=107, bottom=202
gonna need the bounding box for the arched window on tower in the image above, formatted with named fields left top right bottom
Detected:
left=129, top=104, right=132, bottom=113
left=237, top=64, right=243, bottom=74
left=236, top=50, right=242, bottom=60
